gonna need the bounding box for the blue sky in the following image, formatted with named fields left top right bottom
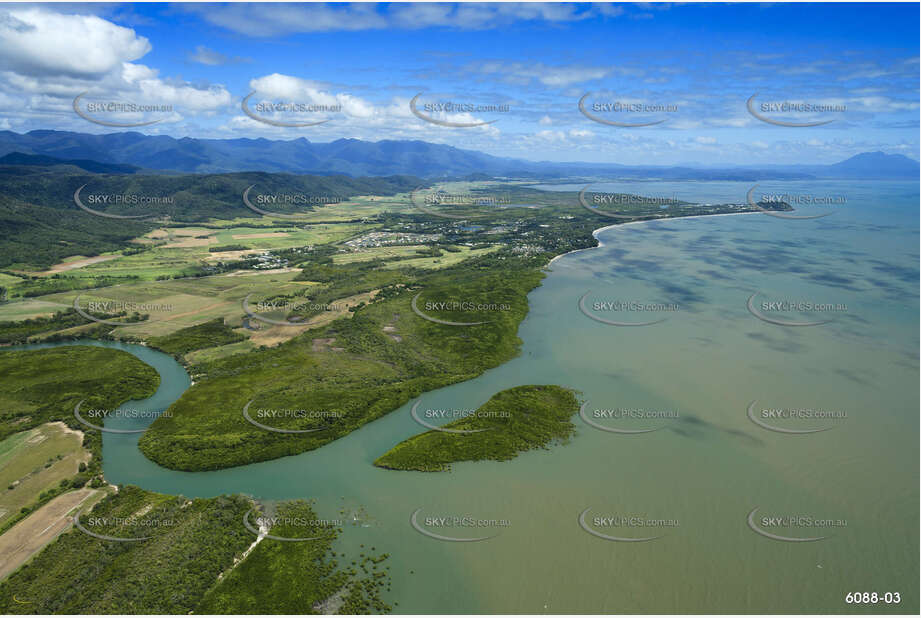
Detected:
left=0, top=2, right=917, bottom=165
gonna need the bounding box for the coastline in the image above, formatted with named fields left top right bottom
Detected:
left=546, top=210, right=760, bottom=268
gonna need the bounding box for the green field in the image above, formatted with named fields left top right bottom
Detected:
left=148, top=318, right=246, bottom=358
left=0, top=423, right=88, bottom=526
left=0, top=344, right=160, bottom=518
left=0, top=273, right=24, bottom=287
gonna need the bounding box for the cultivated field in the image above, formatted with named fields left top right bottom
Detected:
left=0, top=423, right=89, bottom=527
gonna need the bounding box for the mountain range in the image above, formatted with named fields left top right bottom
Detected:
left=0, top=130, right=916, bottom=180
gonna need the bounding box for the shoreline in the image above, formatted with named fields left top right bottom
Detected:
left=546, top=210, right=759, bottom=268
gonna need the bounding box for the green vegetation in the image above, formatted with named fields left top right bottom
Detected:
left=0, top=345, right=159, bottom=505
left=1, top=176, right=766, bottom=473
left=10, top=274, right=141, bottom=299
left=0, top=489, right=391, bottom=614
left=132, top=179, right=760, bottom=472
left=0, top=168, right=419, bottom=270
left=148, top=318, right=245, bottom=358
left=0, top=423, right=88, bottom=528
left=0, top=486, right=253, bottom=614
left=374, top=385, right=581, bottom=471
left=209, top=244, right=250, bottom=252
left=0, top=346, right=159, bottom=442
left=200, top=501, right=391, bottom=614
left=138, top=251, right=545, bottom=471
left=0, top=309, right=90, bottom=344
left=0, top=190, right=154, bottom=271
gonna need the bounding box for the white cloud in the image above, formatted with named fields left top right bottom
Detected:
left=0, top=7, right=231, bottom=128
left=189, top=3, right=387, bottom=37
left=534, top=129, right=566, bottom=141
left=188, top=45, right=248, bottom=66
left=186, top=2, right=614, bottom=36
left=0, top=7, right=150, bottom=77
left=472, top=61, right=619, bottom=88
left=249, top=73, right=375, bottom=117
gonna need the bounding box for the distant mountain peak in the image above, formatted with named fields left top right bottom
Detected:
left=828, top=151, right=919, bottom=178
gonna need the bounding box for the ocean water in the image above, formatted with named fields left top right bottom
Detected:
left=90, top=180, right=918, bottom=613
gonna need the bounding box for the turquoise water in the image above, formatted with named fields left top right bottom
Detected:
left=12, top=180, right=919, bottom=612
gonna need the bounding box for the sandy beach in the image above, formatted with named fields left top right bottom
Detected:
left=546, top=210, right=760, bottom=268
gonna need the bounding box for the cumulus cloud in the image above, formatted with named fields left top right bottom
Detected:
left=249, top=73, right=375, bottom=117
left=0, top=7, right=232, bottom=129
left=0, top=7, right=150, bottom=77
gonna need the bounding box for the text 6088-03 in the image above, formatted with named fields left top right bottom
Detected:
left=845, top=592, right=900, bottom=604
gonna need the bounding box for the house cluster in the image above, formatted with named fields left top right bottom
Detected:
left=252, top=251, right=289, bottom=269
left=345, top=231, right=442, bottom=249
